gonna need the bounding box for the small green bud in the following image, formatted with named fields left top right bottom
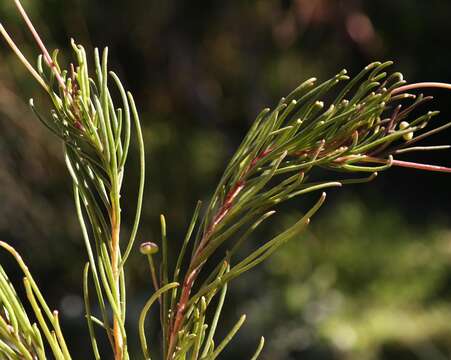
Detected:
left=404, top=133, right=414, bottom=141
left=140, top=242, right=159, bottom=255
left=399, top=121, right=413, bottom=141
left=399, top=121, right=409, bottom=130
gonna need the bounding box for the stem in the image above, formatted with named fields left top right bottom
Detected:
left=166, top=268, right=199, bottom=360
left=363, top=156, right=451, bottom=173
left=13, top=0, right=67, bottom=90
left=111, top=209, right=123, bottom=360
left=0, top=23, right=48, bottom=90
left=392, top=82, right=451, bottom=95
left=139, top=283, right=179, bottom=360
left=147, top=256, right=159, bottom=293
left=166, top=149, right=271, bottom=359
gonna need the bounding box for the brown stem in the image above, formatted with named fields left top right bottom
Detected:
left=166, top=268, right=199, bottom=360
left=166, top=181, right=248, bottom=359
left=166, top=148, right=275, bottom=359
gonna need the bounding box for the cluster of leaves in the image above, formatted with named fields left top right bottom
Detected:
left=0, top=1, right=450, bottom=360
left=43, top=43, right=145, bottom=360
left=159, top=61, right=451, bottom=360
left=1, top=1, right=144, bottom=358
left=0, top=242, right=70, bottom=359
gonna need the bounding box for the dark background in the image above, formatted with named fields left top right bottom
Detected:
left=1, top=1, right=451, bottom=359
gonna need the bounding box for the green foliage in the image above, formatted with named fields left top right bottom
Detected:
left=159, top=60, right=450, bottom=360
left=0, top=1, right=450, bottom=360
left=0, top=242, right=71, bottom=359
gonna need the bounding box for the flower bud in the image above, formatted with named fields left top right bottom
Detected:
left=140, top=242, right=159, bottom=255
left=399, top=121, right=413, bottom=141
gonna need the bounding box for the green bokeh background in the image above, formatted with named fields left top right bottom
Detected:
left=1, top=1, right=451, bottom=359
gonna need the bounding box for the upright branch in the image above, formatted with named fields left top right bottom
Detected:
left=0, top=2, right=145, bottom=359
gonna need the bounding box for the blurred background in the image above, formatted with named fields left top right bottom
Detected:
left=1, top=0, right=451, bottom=359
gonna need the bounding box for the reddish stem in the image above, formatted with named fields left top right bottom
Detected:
left=392, top=82, right=451, bottom=95
left=14, top=0, right=67, bottom=91
left=166, top=147, right=273, bottom=359
left=364, top=156, right=451, bottom=173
